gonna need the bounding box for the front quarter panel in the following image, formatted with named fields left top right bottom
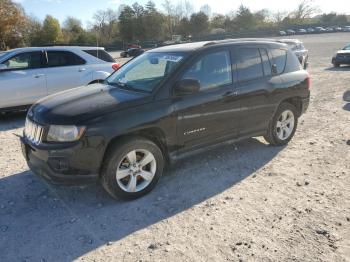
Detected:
left=82, top=99, right=176, bottom=166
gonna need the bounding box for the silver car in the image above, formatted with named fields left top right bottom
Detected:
left=0, top=46, right=119, bottom=112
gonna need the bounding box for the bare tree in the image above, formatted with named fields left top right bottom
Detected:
left=292, top=0, right=320, bottom=20
left=92, top=9, right=118, bottom=45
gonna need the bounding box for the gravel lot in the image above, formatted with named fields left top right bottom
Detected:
left=0, top=33, right=350, bottom=262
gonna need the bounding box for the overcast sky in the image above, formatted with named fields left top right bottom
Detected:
left=14, top=0, right=350, bottom=27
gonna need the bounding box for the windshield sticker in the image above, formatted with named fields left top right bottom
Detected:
left=160, top=55, right=183, bottom=62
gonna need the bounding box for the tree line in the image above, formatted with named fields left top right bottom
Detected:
left=0, top=0, right=349, bottom=50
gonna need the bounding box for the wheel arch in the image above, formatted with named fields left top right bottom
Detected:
left=100, top=127, right=169, bottom=176
left=278, top=96, right=303, bottom=116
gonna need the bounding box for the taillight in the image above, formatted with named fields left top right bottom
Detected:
left=112, top=63, right=121, bottom=71
left=306, top=76, right=311, bottom=89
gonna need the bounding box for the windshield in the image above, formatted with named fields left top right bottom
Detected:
left=106, top=52, right=185, bottom=93
left=343, top=44, right=350, bottom=50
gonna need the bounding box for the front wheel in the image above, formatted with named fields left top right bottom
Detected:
left=101, top=137, right=164, bottom=200
left=264, top=103, right=298, bottom=146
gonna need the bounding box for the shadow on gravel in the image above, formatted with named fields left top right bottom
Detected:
left=0, top=138, right=283, bottom=261
left=0, top=112, right=26, bottom=132
left=324, top=65, right=350, bottom=71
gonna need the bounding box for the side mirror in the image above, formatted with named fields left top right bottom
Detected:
left=174, top=79, right=200, bottom=95
left=0, top=64, right=8, bottom=71
left=271, top=64, right=278, bottom=75
left=344, top=90, right=350, bottom=102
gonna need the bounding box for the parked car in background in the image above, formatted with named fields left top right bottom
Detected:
left=120, top=48, right=145, bottom=58
left=307, top=28, right=315, bottom=33
left=279, top=31, right=287, bottom=36
left=343, top=26, right=350, bottom=32
left=127, top=44, right=141, bottom=49
left=325, top=27, right=334, bottom=32
left=287, top=29, right=296, bottom=35
left=344, top=90, right=350, bottom=102
left=334, top=26, right=343, bottom=32
left=297, top=29, right=307, bottom=34
left=0, top=46, right=119, bottom=112
left=315, top=27, right=326, bottom=33
left=21, top=39, right=310, bottom=199
left=332, top=43, right=350, bottom=67
left=278, top=39, right=309, bottom=69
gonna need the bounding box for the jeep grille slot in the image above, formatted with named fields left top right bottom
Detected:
left=25, top=119, right=44, bottom=145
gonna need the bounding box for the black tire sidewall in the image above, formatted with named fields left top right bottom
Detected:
left=102, top=138, right=164, bottom=200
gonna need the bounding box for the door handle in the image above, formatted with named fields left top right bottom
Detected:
left=79, top=68, right=86, bottom=72
left=34, top=74, right=45, bottom=78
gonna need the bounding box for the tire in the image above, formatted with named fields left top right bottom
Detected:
left=264, top=102, right=298, bottom=146
left=101, top=137, right=164, bottom=200
left=333, top=63, right=340, bottom=68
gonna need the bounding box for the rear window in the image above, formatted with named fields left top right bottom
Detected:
left=83, top=49, right=115, bottom=62
left=271, top=49, right=287, bottom=74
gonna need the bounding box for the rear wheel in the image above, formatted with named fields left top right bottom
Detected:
left=101, top=137, right=164, bottom=200
left=264, top=103, right=298, bottom=146
left=333, top=62, right=340, bottom=68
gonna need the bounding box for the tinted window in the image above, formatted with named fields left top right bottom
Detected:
left=260, top=49, right=272, bottom=77
left=3, top=52, right=42, bottom=70
left=237, top=48, right=264, bottom=82
left=83, top=49, right=115, bottom=62
left=47, top=51, right=86, bottom=67
left=271, top=49, right=287, bottom=74
left=182, top=51, right=232, bottom=91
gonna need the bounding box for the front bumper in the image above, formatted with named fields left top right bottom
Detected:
left=20, top=136, right=100, bottom=185
left=332, top=56, right=350, bottom=65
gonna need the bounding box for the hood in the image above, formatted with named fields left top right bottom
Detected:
left=30, top=84, right=150, bottom=125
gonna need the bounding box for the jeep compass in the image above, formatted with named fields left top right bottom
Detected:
left=21, top=40, right=310, bottom=199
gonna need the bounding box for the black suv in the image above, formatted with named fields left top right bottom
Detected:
left=21, top=40, right=310, bottom=199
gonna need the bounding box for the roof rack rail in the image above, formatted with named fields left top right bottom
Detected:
left=203, top=41, right=216, bottom=46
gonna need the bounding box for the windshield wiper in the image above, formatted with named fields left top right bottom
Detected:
left=107, top=80, right=148, bottom=93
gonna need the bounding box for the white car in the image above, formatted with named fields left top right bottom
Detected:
left=0, top=46, right=120, bottom=112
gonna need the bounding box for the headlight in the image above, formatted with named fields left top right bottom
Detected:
left=47, top=125, right=86, bottom=142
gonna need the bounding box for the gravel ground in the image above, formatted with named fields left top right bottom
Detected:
left=0, top=33, right=350, bottom=262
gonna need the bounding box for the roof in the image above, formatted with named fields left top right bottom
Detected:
left=6, top=46, right=105, bottom=53
left=278, top=39, right=302, bottom=44
left=150, top=38, right=287, bottom=53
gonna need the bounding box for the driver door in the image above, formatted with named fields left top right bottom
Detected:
left=0, top=51, right=47, bottom=108
left=173, top=49, right=240, bottom=151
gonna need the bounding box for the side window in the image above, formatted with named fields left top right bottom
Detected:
left=260, top=49, right=272, bottom=77
left=237, top=48, right=264, bottom=82
left=271, top=49, right=287, bottom=74
left=83, top=49, right=115, bottom=62
left=47, top=51, right=86, bottom=67
left=3, top=52, right=42, bottom=70
left=182, top=51, right=232, bottom=91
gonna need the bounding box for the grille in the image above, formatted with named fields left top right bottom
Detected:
left=24, top=119, right=44, bottom=145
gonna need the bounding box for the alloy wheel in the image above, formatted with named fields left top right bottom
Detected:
left=276, top=110, right=295, bottom=140
left=116, top=149, right=157, bottom=193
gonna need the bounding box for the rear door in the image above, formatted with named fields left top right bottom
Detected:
left=174, top=48, right=240, bottom=151
left=45, top=50, right=91, bottom=94
left=233, top=46, right=280, bottom=137
left=0, top=51, right=47, bottom=108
